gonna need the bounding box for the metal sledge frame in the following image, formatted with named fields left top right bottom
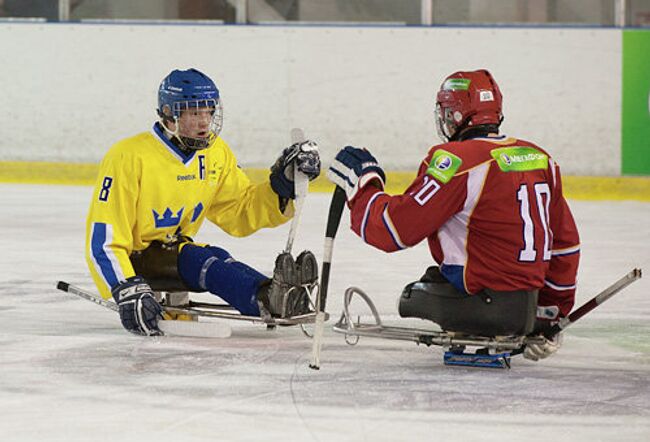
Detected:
left=333, top=268, right=642, bottom=367
left=161, top=283, right=326, bottom=327
left=333, top=286, right=541, bottom=352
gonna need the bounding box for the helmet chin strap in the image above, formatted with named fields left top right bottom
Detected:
left=159, top=118, right=210, bottom=152
left=159, top=118, right=183, bottom=146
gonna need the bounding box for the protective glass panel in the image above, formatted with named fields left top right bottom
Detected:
left=1, top=0, right=649, bottom=26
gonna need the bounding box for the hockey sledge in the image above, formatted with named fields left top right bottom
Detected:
left=56, top=280, right=327, bottom=338
left=332, top=286, right=541, bottom=369
left=333, top=268, right=642, bottom=369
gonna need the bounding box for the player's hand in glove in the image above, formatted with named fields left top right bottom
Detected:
left=270, top=140, right=321, bottom=199
left=524, top=332, right=563, bottom=361
left=327, top=146, right=386, bottom=202
left=111, top=276, right=164, bottom=336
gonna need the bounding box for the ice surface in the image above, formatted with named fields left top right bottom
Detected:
left=1, top=184, right=649, bottom=442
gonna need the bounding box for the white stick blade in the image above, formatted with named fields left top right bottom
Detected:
left=159, top=320, right=232, bottom=338
left=309, top=311, right=326, bottom=369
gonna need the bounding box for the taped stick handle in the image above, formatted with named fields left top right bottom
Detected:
left=290, top=128, right=305, bottom=144
left=284, top=128, right=309, bottom=255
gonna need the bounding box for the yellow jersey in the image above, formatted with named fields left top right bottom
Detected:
left=86, top=123, right=292, bottom=299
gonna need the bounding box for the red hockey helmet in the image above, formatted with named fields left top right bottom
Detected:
left=435, top=69, right=503, bottom=142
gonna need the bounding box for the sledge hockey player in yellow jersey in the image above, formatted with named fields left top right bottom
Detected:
left=86, top=68, right=320, bottom=335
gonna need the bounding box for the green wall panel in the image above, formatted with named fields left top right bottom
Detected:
left=622, top=30, right=650, bottom=175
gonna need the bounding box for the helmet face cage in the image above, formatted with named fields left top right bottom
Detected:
left=435, top=101, right=463, bottom=142
left=171, top=98, right=223, bottom=150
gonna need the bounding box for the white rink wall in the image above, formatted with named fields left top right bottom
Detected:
left=0, top=23, right=621, bottom=175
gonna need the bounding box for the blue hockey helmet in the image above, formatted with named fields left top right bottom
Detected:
left=157, top=68, right=223, bottom=150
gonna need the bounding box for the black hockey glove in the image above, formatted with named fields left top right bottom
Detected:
left=111, top=276, right=163, bottom=336
left=270, top=140, right=321, bottom=199
left=327, top=146, right=385, bottom=202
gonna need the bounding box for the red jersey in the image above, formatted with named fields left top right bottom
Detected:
left=349, top=135, right=580, bottom=318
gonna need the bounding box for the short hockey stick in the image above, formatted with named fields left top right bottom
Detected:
left=309, top=186, right=347, bottom=369
left=57, top=281, right=118, bottom=312
left=284, top=128, right=309, bottom=254
left=512, top=267, right=642, bottom=356
left=544, top=267, right=642, bottom=338
left=56, top=281, right=232, bottom=338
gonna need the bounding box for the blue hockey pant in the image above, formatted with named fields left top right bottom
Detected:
left=177, top=244, right=267, bottom=316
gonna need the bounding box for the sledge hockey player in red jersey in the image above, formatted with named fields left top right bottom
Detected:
left=86, top=68, right=320, bottom=336
left=328, top=69, right=580, bottom=361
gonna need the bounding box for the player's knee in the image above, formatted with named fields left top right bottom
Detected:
left=204, top=245, right=232, bottom=261
left=179, top=243, right=230, bottom=263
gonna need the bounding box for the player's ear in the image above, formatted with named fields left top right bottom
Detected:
left=158, top=105, right=175, bottom=130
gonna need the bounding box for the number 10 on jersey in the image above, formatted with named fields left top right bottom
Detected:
left=516, top=182, right=551, bottom=262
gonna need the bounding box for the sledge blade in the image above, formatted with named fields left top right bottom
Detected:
left=443, top=351, right=511, bottom=369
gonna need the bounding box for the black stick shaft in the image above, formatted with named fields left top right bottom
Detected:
left=57, top=280, right=119, bottom=312
left=325, top=186, right=347, bottom=240
left=318, top=186, right=346, bottom=313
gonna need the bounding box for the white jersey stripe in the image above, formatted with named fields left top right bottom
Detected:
left=549, top=158, right=557, bottom=188
left=361, top=191, right=385, bottom=243
left=438, top=162, right=490, bottom=267
left=552, top=244, right=580, bottom=256
left=544, top=279, right=576, bottom=291
left=381, top=206, right=407, bottom=250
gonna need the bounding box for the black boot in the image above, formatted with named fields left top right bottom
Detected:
left=295, top=250, right=318, bottom=313
left=260, top=253, right=303, bottom=318
left=257, top=252, right=319, bottom=319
